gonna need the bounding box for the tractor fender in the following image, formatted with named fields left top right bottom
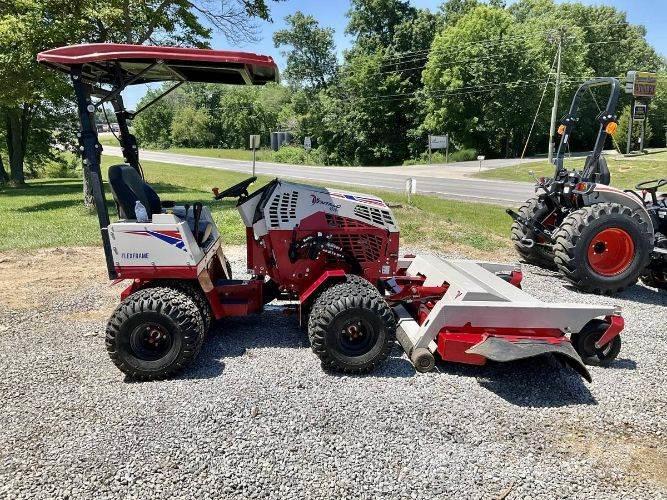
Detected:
left=299, top=270, right=347, bottom=305
left=583, top=185, right=655, bottom=235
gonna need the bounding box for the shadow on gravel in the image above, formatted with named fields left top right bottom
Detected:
left=436, top=355, right=597, bottom=408
left=614, top=285, right=666, bottom=306
left=561, top=283, right=666, bottom=306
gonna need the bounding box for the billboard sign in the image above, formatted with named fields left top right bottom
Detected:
left=428, top=134, right=449, bottom=150
left=626, top=71, right=658, bottom=98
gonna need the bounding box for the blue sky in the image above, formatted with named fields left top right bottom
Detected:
left=123, top=0, right=667, bottom=107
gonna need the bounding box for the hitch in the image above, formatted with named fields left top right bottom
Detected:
left=506, top=208, right=554, bottom=243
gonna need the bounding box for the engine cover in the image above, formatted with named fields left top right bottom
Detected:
left=240, top=180, right=400, bottom=296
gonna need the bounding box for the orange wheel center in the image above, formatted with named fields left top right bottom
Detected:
left=587, top=227, right=635, bottom=277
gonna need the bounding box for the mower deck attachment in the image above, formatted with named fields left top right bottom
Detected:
left=392, top=255, right=619, bottom=379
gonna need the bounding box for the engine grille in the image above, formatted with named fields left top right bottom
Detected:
left=268, top=190, right=299, bottom=228
left=353, top=205, right=394, bottom=227
left=331, top=233, right=384, bottom=263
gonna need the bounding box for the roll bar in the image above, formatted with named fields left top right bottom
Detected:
left=554, top=77, right=620, bottom=178
left=38, top=44, right=279, bottom=279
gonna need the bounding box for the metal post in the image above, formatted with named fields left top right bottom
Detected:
left=547, top=35, right=563, bottom=163
left=445, top=134, right=449, bottom=164
left=640, top=109, right=647, bottom=153
left=626, top=97, right=634, bottom=154
left=428, top=135, right=432, bottom=164
left=252, top=147, right=256, bottom=177
left=71, top=66, right=117, bottom=279
left=111, top=95, right=141, bottom=175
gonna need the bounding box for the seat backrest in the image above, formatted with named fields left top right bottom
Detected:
left=108, top=164, right=161, bottom=219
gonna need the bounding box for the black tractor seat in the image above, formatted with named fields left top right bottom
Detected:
left=108, top=164, right=213, bottom=245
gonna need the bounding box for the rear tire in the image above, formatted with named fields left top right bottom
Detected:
left=571, top=319, right=621, bottom=365
left=553, top=203, right=652, bottom=294
left=308, top=276, right=395, bottom=374
left=511, top=197, right=557, bottom=269
left=141, top=280, right=212, bottom=333
left=106, top=287, right=205, bottom=380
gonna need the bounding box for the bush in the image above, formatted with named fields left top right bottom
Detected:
left=448, top=148, right=478, bottom=162
left=43, top=154, right=79, bottom=179
left=402, top=148, right=478, bottom=165
left=273, top=145, right=326, bottom=165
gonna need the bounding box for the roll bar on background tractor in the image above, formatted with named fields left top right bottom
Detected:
left=37, top=44, right=279, bottom=279
left=554, top=77, right=621, bottom=179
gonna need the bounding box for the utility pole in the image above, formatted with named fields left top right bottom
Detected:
left=547, top=32, right=563, bottom=163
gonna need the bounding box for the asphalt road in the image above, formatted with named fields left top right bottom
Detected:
left=103, top=146, right=535, bottom=205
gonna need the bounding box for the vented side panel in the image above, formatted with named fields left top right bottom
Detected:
left=268, top=190, right=299, bottom=228
left=353, top=205, right=394, bottom=227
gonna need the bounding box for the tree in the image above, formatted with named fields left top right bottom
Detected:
left=0, top=0, right=280, bottom=190
left=345, top=0, right=414, bottom=52
left=170, top=107, right=214, bottom=147
left=133, top=85, right=184, bottom=149
left=273, top=12, right=337, bottom=89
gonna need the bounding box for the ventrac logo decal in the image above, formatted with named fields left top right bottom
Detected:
left=310, top=193, right=341, bottom=212
left=126, top=230, right=187, bottom=252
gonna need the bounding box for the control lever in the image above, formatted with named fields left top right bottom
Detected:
left=193, top=202, right=203, bottom=244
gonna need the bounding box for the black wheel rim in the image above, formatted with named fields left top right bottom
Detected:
left=581, top=332, right=614, bottom=360
left=129, top=322, right=174, bottom=361
left=336, top=316, right=377, bottom=356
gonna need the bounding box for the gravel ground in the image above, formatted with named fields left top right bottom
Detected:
left=0, top=246, right=665, bottom=499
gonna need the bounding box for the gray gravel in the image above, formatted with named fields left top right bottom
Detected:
left=0, top=247, right=665, bottom=499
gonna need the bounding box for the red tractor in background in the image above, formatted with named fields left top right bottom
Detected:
left=38, top=44, right=626, bottom=382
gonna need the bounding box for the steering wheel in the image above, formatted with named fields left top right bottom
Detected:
left=213, top=177, right=257, bottom=200
left=635, top=179, right=666, bottom=205
left=635, top=178, right=667, bottom=191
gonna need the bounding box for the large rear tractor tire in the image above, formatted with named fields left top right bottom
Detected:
left=553, top=203, right=653, bottom=294
left=571, top=319, right=621, bottom=365
left=308, top=276, right=396, bottom=374
left=510, top=197, right=557, bottom=270
left=106, top=287, right=205, bottom=380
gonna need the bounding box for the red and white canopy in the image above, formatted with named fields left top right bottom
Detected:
left=37, top=43, right=279, bottom=86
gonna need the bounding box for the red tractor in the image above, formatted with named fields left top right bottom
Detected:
left=39, top=44, right=626, bottom=382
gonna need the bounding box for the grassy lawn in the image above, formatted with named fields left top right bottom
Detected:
left=0, top=157, right=511, bottom=256
left=474, top=151, right=667, bottom=189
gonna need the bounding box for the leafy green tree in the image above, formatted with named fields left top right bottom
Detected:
left=170, top=107, right=214, bottom=147
left=345, top=0, right=414, bottom=52
left=273, top=12, right=337, bottom=89
left=133, top=86, right=184, bottom=149
left=0, top=0, right=280, bottom=188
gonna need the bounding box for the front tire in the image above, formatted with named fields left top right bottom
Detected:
left=553, top=203, right=652, bottom=294
left=106, top=287, right=205, bottom=380
left=308, top=276, right=396, bottom=373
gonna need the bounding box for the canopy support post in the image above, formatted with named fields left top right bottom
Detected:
left=71, top=65, right=117, bottom=279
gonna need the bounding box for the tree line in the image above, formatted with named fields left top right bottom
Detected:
left=1, top=0, right=666, bottom=184
left=133, top=0, right=666, bottom=166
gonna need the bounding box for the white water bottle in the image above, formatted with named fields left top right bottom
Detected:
left=135, top=200, right=149, bottom=222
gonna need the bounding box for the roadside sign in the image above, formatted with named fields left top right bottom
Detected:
left=626, top=71, right=658, bottom=98
left=405, top=178, right=417, bottom=194
left=249, top=135, right=261, bottom=149
left=304, top=136, right=312, bottom=152
left=633, top=102, right=647, bottom=121
left=477, top=155, right=485, bottom=161
left=428, top=135, right=449, bottom=150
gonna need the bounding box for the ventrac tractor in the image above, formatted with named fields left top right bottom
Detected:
left=39, top=44, right=626, bottom=382
left=509, top=77, right=666, bottom=294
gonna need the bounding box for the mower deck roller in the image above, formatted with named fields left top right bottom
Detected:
left=391, top=256, right=621, bottom=381
left=38, top=43, right=626, bottom=381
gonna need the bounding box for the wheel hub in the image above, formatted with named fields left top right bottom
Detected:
left=587, top=227, right=635, bottom=277
left=130, top=322, right=173, bottom=361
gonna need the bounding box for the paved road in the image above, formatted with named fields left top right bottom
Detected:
left=103, top=146, right=535, bottom=205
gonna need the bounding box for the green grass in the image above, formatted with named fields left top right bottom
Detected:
left=0, top=157, right=511, bottom=256
left=474, top=151, right=667, bottom=189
